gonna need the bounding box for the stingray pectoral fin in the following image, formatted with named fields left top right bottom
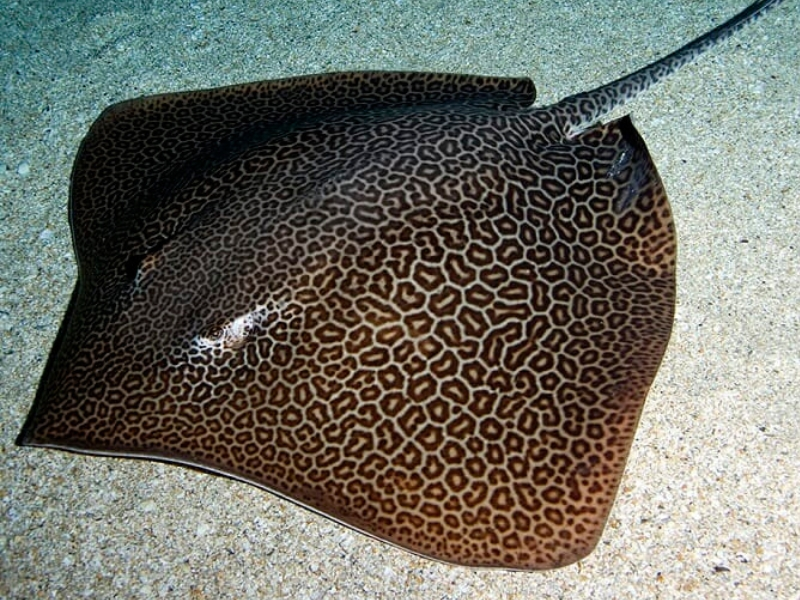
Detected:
left=70, top=72, right=536, bottom=274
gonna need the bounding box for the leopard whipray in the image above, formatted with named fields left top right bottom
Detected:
left=17, top=0, right=784, bottom=570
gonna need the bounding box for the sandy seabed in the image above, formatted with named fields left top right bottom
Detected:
left=1, top=1, right=797, bottom=598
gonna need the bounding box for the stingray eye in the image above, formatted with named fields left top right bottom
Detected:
left=193, top=317, right=248, bottom=352
left=192, top=303, right=284, bottom=353
left=206, top=324, right=226, bottom=340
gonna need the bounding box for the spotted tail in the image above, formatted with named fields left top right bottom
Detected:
left=559, top=0, right=785, bottom=137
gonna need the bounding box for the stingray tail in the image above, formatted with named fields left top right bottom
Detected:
left=557, top=0, right=784, bottom=137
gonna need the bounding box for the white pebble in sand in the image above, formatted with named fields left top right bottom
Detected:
left=17, top=161, right=30, bottom=177
left=195, top=521, right=213, bottom=536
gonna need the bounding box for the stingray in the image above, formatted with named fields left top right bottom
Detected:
left=17, top=0, right=783, bottom=570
